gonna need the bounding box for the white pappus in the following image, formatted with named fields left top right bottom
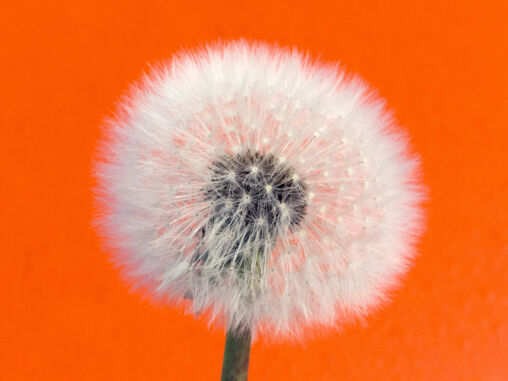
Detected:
left=93, top=40, right=425, bottom=340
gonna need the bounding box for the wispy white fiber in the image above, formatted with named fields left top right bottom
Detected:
left=93, top=40, right=425, bottom=340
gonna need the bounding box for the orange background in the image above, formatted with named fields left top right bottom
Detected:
left=1, top=1, right=507, bottom=380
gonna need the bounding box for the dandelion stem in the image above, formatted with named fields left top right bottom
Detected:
left=220, top=328, right=251, bottom=381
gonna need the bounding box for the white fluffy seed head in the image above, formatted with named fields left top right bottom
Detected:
left=93, top=40, right=425, bottom=341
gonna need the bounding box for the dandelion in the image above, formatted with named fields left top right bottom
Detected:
left=94, top=40, right=424, bottom=380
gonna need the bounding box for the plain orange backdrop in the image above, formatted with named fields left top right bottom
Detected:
left=1, top=0, right=507, bottom=380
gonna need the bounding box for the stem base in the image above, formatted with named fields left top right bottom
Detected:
left=220, top=328, right=251, bottom=381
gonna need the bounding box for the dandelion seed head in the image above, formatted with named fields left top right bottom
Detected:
left=94, top=40, right=425, bottom=341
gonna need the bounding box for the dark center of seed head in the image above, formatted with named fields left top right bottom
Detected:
left=185, top=150, right=308, bottom=277
left=205, top=150, right=308, bottom=235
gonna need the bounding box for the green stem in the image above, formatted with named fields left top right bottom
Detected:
left=220, top=328, right=251, bottom=381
